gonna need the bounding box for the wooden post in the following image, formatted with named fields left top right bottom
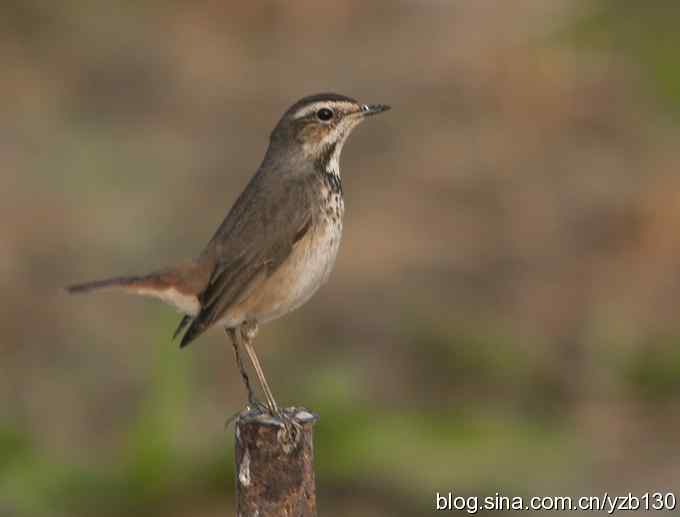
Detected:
left=235, top=407, right=319, bottom=517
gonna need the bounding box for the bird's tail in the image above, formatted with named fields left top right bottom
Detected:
left=66, top=275, right=146, bottom=294
left=66, top=266, right=202, bottom=318
left=68, top=273, right=192, bottom=340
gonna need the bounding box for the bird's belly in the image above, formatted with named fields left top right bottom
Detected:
left=236, top=219, right=342, bottom=325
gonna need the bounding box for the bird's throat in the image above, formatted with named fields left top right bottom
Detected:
left=322, top=169, right=342, bottom=195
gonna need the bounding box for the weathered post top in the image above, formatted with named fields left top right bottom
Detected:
left=235, top=407, right=319, bottom=517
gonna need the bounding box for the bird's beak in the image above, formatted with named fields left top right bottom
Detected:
left=359, top=104, right=391, bottom=117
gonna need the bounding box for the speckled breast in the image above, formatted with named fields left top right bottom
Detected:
left=236, top=172, right=345, bottom=325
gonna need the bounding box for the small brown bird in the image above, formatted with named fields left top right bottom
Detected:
left=68, top=93, right=390, bottom=416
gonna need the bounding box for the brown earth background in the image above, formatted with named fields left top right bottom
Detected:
left=2, top=1, right=680, bottom=516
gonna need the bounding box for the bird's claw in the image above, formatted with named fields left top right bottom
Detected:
left=247, top=398, right=270, bottom=415
left=274, top=408, right=303, bottom=452
left=224, top=397, right=269, bottom=429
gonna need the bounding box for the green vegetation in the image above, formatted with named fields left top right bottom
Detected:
left=571, top=1, right=680, bottom=117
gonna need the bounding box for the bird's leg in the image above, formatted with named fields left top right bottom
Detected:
left=240, top=321, right=302, bottom=446
left=240, top=321, right=279, bottom=415
left=226, top=327, right=263, bottom=412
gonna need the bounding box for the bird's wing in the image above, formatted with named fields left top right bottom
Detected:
left=177, top=172, right=314, bottom=347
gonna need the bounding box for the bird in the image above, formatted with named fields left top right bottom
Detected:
left=67, top=92, right=390, bottom=417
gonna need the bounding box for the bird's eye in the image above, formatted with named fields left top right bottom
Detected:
left=316, top=108, right=334, bottom=121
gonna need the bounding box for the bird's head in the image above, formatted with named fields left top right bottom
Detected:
left=268, top=93, right=390, bottom=174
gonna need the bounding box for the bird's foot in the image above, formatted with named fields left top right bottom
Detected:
left=224, top=397, right=269, bottom=429
left=273, top=407, right=303, bottom=452
left=246, top=397, right=270, bottom=415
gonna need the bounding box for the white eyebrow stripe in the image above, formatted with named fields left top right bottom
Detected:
left=292, top=101, right=357, bottom=119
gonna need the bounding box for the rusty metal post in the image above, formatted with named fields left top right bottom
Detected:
left=235, top=407, right=319, bottom=517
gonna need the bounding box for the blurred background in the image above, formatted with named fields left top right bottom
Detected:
left=2, top=1, right=680, bottom=515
